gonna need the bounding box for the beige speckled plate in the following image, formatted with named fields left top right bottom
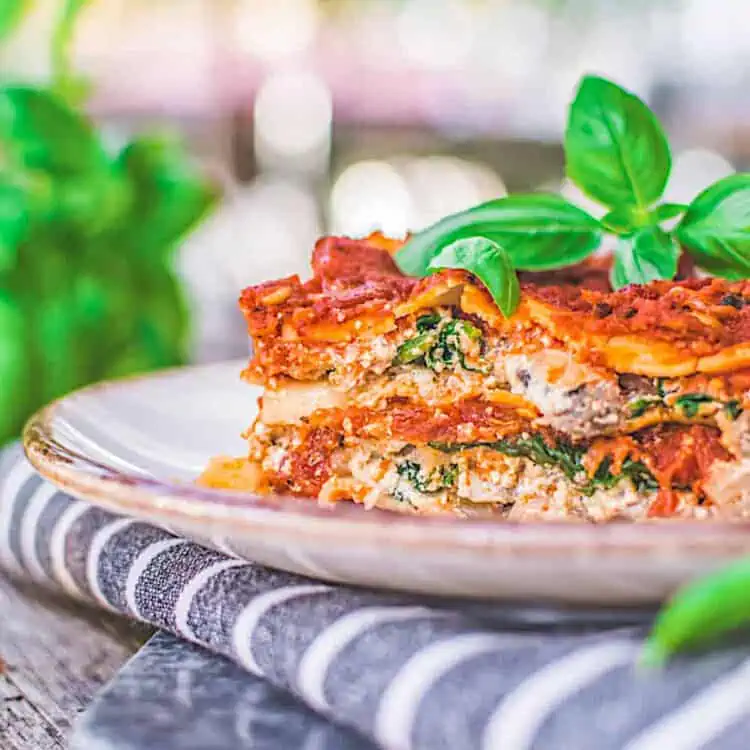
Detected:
left=22, top=359, right=750, bottom=605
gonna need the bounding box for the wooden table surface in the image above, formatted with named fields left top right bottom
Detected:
left=0, top=573, right=152, bottom=749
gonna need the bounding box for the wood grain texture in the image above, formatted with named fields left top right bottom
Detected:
left=0, top=574, right=152, bottom=749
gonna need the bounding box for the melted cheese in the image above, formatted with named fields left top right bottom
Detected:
left=303, top=315, right=396, bottom=342
left=698, top=344, right=750, bottom=374
left=601, top=336, right=697, bottom=377
left=260, top=380, right=347, bottom=423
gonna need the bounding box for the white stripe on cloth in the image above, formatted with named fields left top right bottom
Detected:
left=0, top=460, right=35, bottom=575
left=174, top=559, right=250, bottom=640
left=232, top=584, right=333, bottom=676
left=482, top=641, right=638, bottom=750
left=19, top=482, right=59, bottom=582
left=86, top=518, right=136, bottom=610
left=374, top=633, right=509, bottom=750
left=49, top=499, right=89, bottom=599
left=124, top=537, right=189, bottom=617
left=624, top=658, right=750, bottom=750
left=297, top=606, right=450, bottom=713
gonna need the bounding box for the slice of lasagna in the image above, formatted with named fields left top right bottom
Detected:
left=200, top=234, right=750, bottom=521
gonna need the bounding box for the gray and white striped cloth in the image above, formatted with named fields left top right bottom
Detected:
left=3, top=443, right=750, bottom=750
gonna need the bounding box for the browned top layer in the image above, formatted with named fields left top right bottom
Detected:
left=526, top=278, right=750, bottom=355
left=240, top=234, right=750, bottom=377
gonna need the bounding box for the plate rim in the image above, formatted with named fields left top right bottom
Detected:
left=21, top=361, right=750, bottom=561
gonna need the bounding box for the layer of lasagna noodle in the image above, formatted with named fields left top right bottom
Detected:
left=199, top=234, right=750, bottom=521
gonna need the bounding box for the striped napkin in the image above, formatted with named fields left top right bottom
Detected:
left=2, top=443, right=750, bottom=750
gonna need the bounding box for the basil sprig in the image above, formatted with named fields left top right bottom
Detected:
left=395, top=74, right=750, bottom=314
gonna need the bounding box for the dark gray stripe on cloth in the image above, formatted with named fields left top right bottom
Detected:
left=188, top=565, right=315, bottom=654
left=97, top=522, right=176, bottom=612
left=132, top=541, right=227, bottom=630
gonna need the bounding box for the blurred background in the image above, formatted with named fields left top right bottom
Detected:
left=1, top=0, right=748, bottom=440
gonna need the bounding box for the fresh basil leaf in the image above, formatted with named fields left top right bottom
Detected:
left=396, top=193, right=601, bottom=276
left=565, top=75, right=671, bottom=210
left=652, top=202, right=687, bottom=224
left=676, top=174, right=750, bottom=279
left=0, top=86, right=106, bottom=174
left=426, top=237, right=520, bottom=317
left=0, top=0, right=27, bottom=42
left=610, top=226, right=680, bottom=289
left=117, top=134, right=218, bottom=256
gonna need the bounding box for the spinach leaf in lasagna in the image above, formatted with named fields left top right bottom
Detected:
left=396, top=460, right=457, bottom=493
left=674, top=393, right=715, bottom=418
left=428, top=435, right=659, bottom=496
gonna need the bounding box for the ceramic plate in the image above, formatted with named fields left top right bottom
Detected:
left=23, top=360, right=750, bottom=605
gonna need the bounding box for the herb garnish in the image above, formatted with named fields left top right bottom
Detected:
left=395, top=75, right=750, bottom=316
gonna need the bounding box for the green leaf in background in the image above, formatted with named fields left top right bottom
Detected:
left=676, top=174, right=750, bottom=279
left=137, top=268, right=191, bottom=367
left=0, top=86, right=107, bottom=174
left=426, top=237, right=520, bottom=317
left=0, top=0, right=29, bottom=42
left=643, top=558, right=750, bottom=666
left=610, top=226, right=679, bottom=289
left=0, top=3, right=219, bottom=446
left=51, top=0, right=92, bottom=103
left=0, top=181, right=30, bottom=271
left=117, top=134, right=218, bottom=256
left=565, top=75, right=671, bottom=210
left=395, top=193, right=601, bottom=276
left=51, top=170, right=129, bottom=236
left=0, top=290, right=30, bottom=443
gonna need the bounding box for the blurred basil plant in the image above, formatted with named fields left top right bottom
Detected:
left=0, top=0, right=218, bottom=444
